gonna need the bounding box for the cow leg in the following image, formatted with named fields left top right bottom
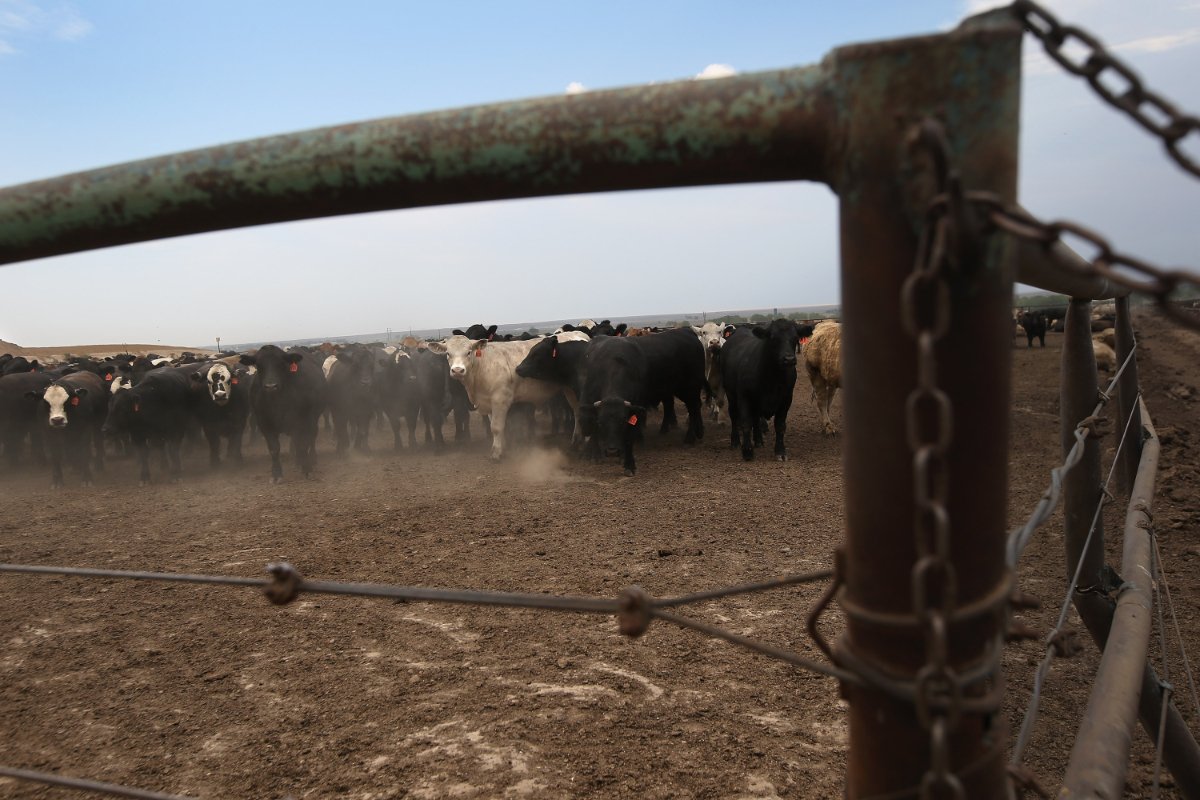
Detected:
left=135, top=439, right=152, bottom=486
left=727, top=395, right=741, bottom=449
left=90, top=425, right=105, bottom=473
left=262, top=428, right=284, bottom=483
left=46, top=435, right=65, bottom=489
left=167, top=437, right=183, bottom=482
left=229, top=426, right=245, bottom=464
left=622, top=425, right=637, bottom=477
left=205, top=427, right=221, bottom=468
left=773, top=411, right=789, bottom=461
left=735, top=392, right=755, bottom=461
left=753, top=417, right=765, bottom=448
left=659, top=398, right=678, bottom=434
left=73, top=434, right=94, bottom=487
left=332, top=409, right=350, bottom=455
left=298, top=416, right=319, bottom=477
left=488, top=395, right=514, bottom=461
left=682, top=392, right=704, bottom=444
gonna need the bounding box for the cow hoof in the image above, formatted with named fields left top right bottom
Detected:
left=742, top=449, right=755, bottom=462
left=50, top=482, right=64, bottom=490
left=776, top=454, right=787, bottom=462
left=81, top=480, right=94, bottom=488
left=139, top=480, right=149, bottom=487
left=271, top=476, right=283, bottom=485
left=623, top=468, right=635, bottom=477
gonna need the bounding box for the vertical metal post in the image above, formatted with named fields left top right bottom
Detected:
left=831, top=14, right=1021, bottom=798
left=1061, top=298, right=1110, bottom=639
left=1114, top=296, right=1142, bottom=494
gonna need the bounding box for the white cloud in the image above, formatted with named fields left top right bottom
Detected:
left=695, top=63, right=736, bottom=80
left=1113, top=27, right=1200, bottom=52
left=0, top=0, right=91, bottom=53
left=565, top=81, right=586, bottom=94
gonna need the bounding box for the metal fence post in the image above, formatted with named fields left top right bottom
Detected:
left=1114, top=296, right=1142, bottom=494
left=831, top=14, right=1021, bottom=798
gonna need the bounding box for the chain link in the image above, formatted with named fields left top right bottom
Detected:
left=903, top=119, right=966, bottom=800
left=1012, top=0, right=1200, bottom=179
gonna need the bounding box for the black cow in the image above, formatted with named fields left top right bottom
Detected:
left=721, top=319, right=805, bottom=461
left=103, top=368, right=191, bottom=485
left=326, top=343, right=378, bottom=453
left=32, top=371, right=107, bottom=487
left=579, top=327, right=705, bottom=475
left=1019, top=311, right=1047, bottom=348
left=181, top=362, right=251, bottom=467
left=0, top=371, right=54, bottom=468
left=454, top=324, right=498, bottom=342
left=240, top=345, right=327, bottom=482
left=515, top=337, right=589, bottom=443
left=375, top=350, right=421, bottom=450
left=2, top=356, right=41, bottom=376
left=410, top=348, right=448, bottom=452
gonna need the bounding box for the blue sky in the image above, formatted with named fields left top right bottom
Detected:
left=1, top=0, right=1198, bottom=347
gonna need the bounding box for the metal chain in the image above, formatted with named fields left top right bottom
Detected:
left=903, top=119, right=965, bottom=800
left=1011, top=0, right=1200, bottom=179
left=933, top=191, right=1200, bottom=332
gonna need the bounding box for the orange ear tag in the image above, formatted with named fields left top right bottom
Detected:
left=288, top=362, right=299, bottom=373
left=104, top=374, right=113, bottom=381
left=475, top=349, right=482, bottom=358
left=70, top=396, right=80, bottom=407
left=231, top=377, right=239, bottom=385
left=628, top=414, right=638, bottom=426
left=133, top=403, right=141, bottom=413
left=800, top=338, right=810, bottom=345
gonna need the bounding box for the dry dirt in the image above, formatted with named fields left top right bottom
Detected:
left=0, top=343, right=219, bottom=362
left=1, top=310, right=1198, bottom=799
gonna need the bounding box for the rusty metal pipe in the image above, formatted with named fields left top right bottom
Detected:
left=833, top=18, right=1021, bottom=799
left=1114, top=297, right=1142, bottom=494
left=0, top=66, right=834, bottom=266
left=1061, top=398, right=1159, bottom=797
left=1013, top=230, right=1130, bottom=300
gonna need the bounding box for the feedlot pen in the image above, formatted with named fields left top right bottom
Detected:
left=5, top=1, right=1200, bottom=797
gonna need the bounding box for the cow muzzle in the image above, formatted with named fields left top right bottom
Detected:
left=49, top=416, right=67, bottom=428
left=264, top=382, right=280, bottom=392
left=449, top=366, right=466, bottom=379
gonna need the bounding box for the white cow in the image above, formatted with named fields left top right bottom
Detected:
left=427, top=331, right=589, bottom=460
left=691, top=322, right=728, bottom=424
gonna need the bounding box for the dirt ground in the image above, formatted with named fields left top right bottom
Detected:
left=1, top=310, right=1198, bottom=799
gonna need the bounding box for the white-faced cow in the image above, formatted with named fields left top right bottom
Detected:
left=427, top=332, right=587, bottom=460
left=30, top=371, right=107, bottom=487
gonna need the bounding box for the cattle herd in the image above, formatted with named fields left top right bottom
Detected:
left=0, top=317, right=851, bottom=487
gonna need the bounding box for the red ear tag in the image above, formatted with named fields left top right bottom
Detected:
left=475, top=349, right=482, bottom=358
left=800, top=337, right=810, bottom=345
left=628, top=414, right=638, bottom=426
left=104, top=374, right=113, bottom=381
left=133, top=403, right=141, bottom=413
left=288, top=362, right=299, bottom=373
left=723, top=330, right=732, bottom=339
left=70, top=396, right=80, bottom=407
left=231, top=377, right=239, bottom=385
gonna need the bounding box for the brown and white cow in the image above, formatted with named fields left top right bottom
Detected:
left=427, top=332, right=588, bottom=460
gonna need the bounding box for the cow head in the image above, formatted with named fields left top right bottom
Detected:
left=752, top=319, right=802, bottom=368
left=592, top=397, right=646, bottom=457
left=335, top=345, right=377, bottom=388
left=426, top=335, right=485, bottom=381
left=36, top=383, right=88, bottom=428
left=195, top=363, right=233, bottom=405
left=515, top=336, right=558, bottom=381
left=240, top=345, right=301, bottom=393
left=692, top=323, right=726, bottom=356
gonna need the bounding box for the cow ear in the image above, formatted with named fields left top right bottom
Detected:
left=426, top=341, right=448, bottom=355
left=631, top=404, right=647, bottom=417
left=487, top=325, right=498, bottom=338
left=472, top=339, right=489, bottom=352
left=238, top=354, right=256, bottom=367
left=451, top=329, right=466, bottom=336
left=752, top=326, right=768, bottom=339
left=614, top=323, right=627, bottom=335
left=74, top=387, right=88, bottom=398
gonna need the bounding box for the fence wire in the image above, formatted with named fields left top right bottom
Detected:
left=1010, top=393, right=1142, bottom=767
left=0, top=765, right=195, bottom=800
left=1006, top=343, right=1138, bottom=567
